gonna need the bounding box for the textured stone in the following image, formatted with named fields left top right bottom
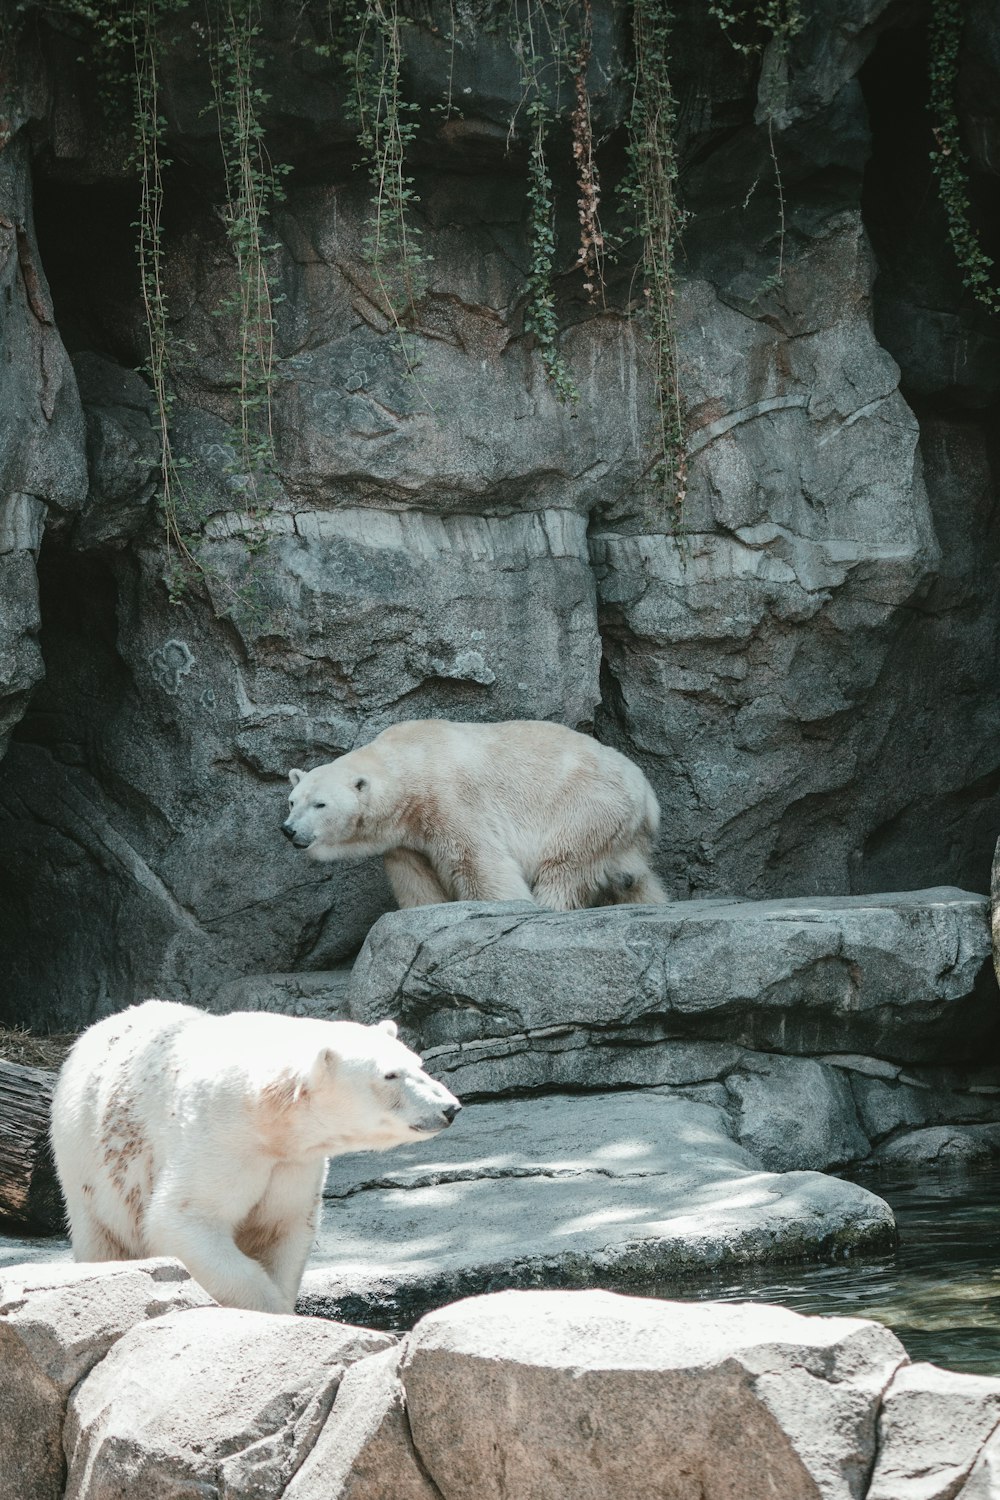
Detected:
left=0, top=1258, right=213, bottom=1500
left=64, top=1306, right=394, bottom=1500
left=723, top=1053, right=871, bottom=1172
left=870, top=1125, right=1000, bottom=1168
left=849, top=1071, right=1000, bottom=1145
left=593, top=218, right=939, bottom=902
left=208, top=968, right=353, bottom=1018
left=0, top=137, right=86, bottom=762
left=284, top=1346, right=439, bottom=1500
left=956, top=1427, right=1000, bottom=1498
left=868, top=1362, right=1000, bottom=1500
left=300, top=1091, right=893, bottom=1328
left=347, top=891, right=998, bottom=1068
left=401, top=1289, right=907, bottom=1500
left=70, top=353, right=158, bottom=550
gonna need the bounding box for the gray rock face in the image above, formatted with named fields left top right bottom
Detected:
left=284, top=1345, right=439, bottom=1500
left=0, top=138, right=86, bottom=764
left=0, top=1258, right=213, bottom=1500
left=868, top=1362, right=1000, bottom=1500
left=63, top=1306, right=394, bottom=1500
left=401, top=1289, right=907, bottom=1500
left=870, top=1124, right=1000, bottom=1168
left=347, top=891, right=998, bottom=1069
left=300, top=1090, right=894, bottom=1329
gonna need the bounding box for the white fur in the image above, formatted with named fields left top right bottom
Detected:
left=283, top=718, right=669, bottom=910
left=50, top=1000, right=460, bottom=1314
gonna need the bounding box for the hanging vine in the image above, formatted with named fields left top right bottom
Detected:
left=706, top=0, right=803, bottom=58
left=507, top=0, right=578, bottom=403
left=127, top=0, right=199, bottom=599
left=927, top=0, right=1000, bottom=315
left=622, top=0, right=687, bottom=521
left=204, top=0, right=288, bottom=486
left=709, top=0, right=803, bottom=303
left=349, top=0, right=429, bottom=329
left=570, top=0, right=604, bottom=303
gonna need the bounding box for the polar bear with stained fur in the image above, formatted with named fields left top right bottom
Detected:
left=51, top=1000, right=460, bottom=1313
left=282, top=718, right=668, bottom=910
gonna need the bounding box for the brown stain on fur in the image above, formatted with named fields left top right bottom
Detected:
left=234, top=1204, right=282, bottom=1269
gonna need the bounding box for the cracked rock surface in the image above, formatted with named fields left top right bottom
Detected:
left=347, top=891, right=999, bottom=1068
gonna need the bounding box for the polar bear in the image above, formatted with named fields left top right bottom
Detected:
left=50, top=1000, right=460, bottom=1314
left=282, top=718, right=668, bottom=910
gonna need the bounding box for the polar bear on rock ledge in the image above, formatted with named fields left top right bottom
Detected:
left=51, top=1000, right=460, bottom=1313
left=283, top=718, right=669, bottom=910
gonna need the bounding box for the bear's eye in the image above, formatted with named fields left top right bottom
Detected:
left=355, top=777, right=368, bottom=792
left=384, top=1072, right=399, bottom=1081
left=313, top=801, right=326, bottom=810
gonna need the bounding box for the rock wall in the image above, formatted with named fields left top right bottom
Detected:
left=1, top=1, right=999, bottom=1027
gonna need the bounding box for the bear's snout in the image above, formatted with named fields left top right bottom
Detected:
left=442, top=1101, right=461, bottom=1125
left=282, top=821, right=312, bottom=849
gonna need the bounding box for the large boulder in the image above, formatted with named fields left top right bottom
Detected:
left=63, top=1306, right=394, bottom=1500
left=400, top=1289, right=908, bottom=1499
left=0, top=1258, right=213, bottom=1500
left=868, top=1362, right=1000, bottom=1500
left=347, top=891, right=998, bottom=1069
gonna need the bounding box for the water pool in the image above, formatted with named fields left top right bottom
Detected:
left=642, top=1165, right=1000, bottom=1375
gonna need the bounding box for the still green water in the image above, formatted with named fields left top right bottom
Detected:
left=644, top=1165, right=1000, bottom=1376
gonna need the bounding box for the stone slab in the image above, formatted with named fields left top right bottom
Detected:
left=347, top=890, right=998, bottom=1071
left=0, top=1258, right=213, bottom=1500
left=301, top=1092, right=894, bottom=1327
left=401, top=1289, right=908, bottom=1500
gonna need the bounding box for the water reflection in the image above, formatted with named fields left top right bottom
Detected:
left=636, top=1164, right=1000, bottom=1376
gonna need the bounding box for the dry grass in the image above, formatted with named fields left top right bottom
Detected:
left=0, top=1028, right=76, bottom=1072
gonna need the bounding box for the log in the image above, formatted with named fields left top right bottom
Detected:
left=0, top=1059, right=64, bottom=1234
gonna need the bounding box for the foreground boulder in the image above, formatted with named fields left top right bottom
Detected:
left=0, top=1258, right=213, bottom=1500
left=348, top=890, right=997, bottom=1071
left=868, top=1362, right=1000, bottom=1500
left=64, top=1306, right=394, bottom=1500
left=400, top=1289, right=908, bottom=1499
left=284, top=1345, right=438, bottom=1500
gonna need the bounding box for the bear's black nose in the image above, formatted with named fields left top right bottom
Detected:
left=281, top=822, right=296, bottom=841
left=442, top=1102, right=461, bottom=1124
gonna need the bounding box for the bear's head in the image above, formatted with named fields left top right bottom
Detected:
left=302, top=1019, right=461, bottom=1155
left=282, top=759, right=374, bottom=860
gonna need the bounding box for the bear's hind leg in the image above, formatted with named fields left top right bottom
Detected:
left=67, top=1203, right=136, bottom=1263
left=531, top=859, right=593, bottom=911
left=600, top=848, right=670, bottom=906
left=384, top=848, right=450, bottom=908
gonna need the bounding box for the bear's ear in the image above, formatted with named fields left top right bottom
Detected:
left=309, top=1046, right=338, bottom=1087
left=288, top=768, right=305, bottom=787
left=377, top=1018, right=398, bottom=1039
